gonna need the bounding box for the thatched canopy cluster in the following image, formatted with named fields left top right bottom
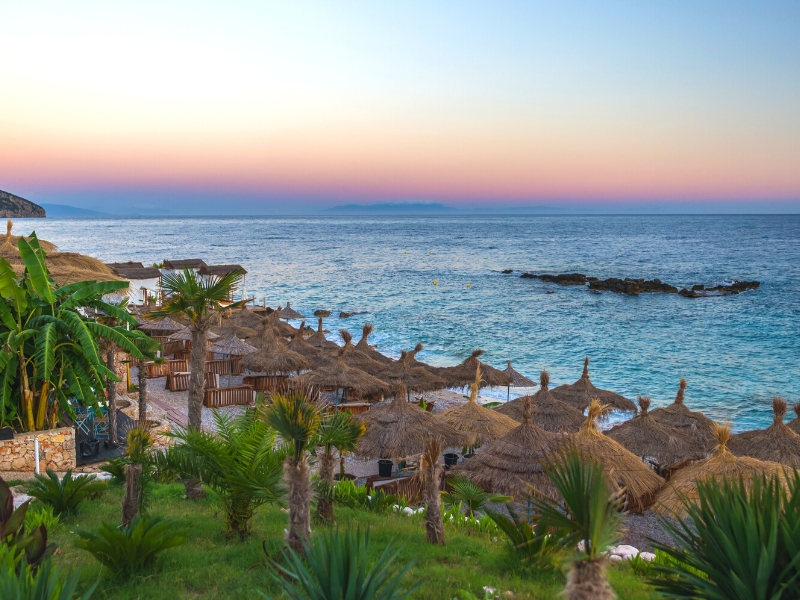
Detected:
left=435, top=349, right=513, bottom=389
left=381, top=344, right=446, bottom=394
left=789, top=401, right=800, bottom=435
left=292, top=348, right=391, bottom=398
left=728, top=397, right=800, bottom=468
left=336, top=330, right=388, bottom=377
left=569, top=400, right=665, bottom=513
left=606, top=396, right=702, bottom=468
left=239, top=333, right=308, bottom=374
left=502, top=361, right=536, bottom=388
left=438, top=366, right=519, bottom=446
left=495, top=371, right=584, bottom=433
left=355, top=383, right=469, bottom=459
left=649, top=378, right=716, bottom=451
left=286, top=321, right=323, bottom=363
left=453, top=395, right=561, bottom=500
left=225, top=307, right=264, bottom=329
left=306, top=317, right=339, bottom=350
left=551, top=357, right=636, bottom=413
left=208, top=334, right=257, bottom=356
left=654, top=423, right=786, bottom=517
left=355, top=323, right=393, bottom=365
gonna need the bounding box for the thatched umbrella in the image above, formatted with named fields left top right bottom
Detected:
left=168, top=328, right=219, bottom=342
left=501, top=361, right=536, bottom=400
left=789, top=401, right=800, bottom=435
left=495, top=371, right=584, bottom=433
left=435, top=349, right=513, bottom=389
left=453, top=395, right=561, bottom=500
left=213, top=324, right=257, bottom=340
left=139, top=316, right=185, bottom=333
left=381, top=344, right=447, bottom=396
left=239, top=338, right=309, bottom=375
left=728, top=397, right=800, bottom=468
left=551, top=357, right=636, bottom=413
left=654, top=423, right=786, bottom=517
left=606, top=396, right=702, bottom=470
left=355, top=383, right=469, bottom=460
left=570, top=399, right=665, bottom=513
left=306, top=317, right=339, bottom=350
left=355, top=323, right=394, bottom=365
left=438, top=366, right=520, bottom=447
left=292, top=348, right=391, bottom=402
left=286, top=321, right=323, bottom=362
left=335, top=330, right=390, bottom=377
left=226, top=307, right=264, bottom=329
left=279, top=302, right=304, bottom=320
left=208, top=334, right=257, bottom=357
left=649, top=378, right=715, bottom=450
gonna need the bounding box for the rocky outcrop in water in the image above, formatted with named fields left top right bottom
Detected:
left=678, top=281, right=760, bottom=297
left=588, top=278, right=679, bottom=294
left=0, top=190, right=45, bottom=218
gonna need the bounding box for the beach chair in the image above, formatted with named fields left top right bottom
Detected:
left=73, top=405, right=94, bottom=437
left=93, top=412, right=110, bottom=441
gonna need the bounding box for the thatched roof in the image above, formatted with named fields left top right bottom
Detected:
left=199, top=264, right=247, bottom=276
left=728, top=397, right=800, bottom=468
left=286, top=321, right=324, bottom=363
left=453, top=394, right=560, bottom=500
left=606, top=396, right=703, bottom=468
left=438, top=366, right=520, bottom=446
left=435, top=349, right=513, bottom=389
left=106, top=262, right=162, bottom=280
left=790, top=401, right=800, bottom=435
left=355, top=323, right=394, bottom=364
left=292, top=348, right=391, bottom=397
left=168, top=328, right=219, bottom=342
left=381, top=344, right=447, bottom=394
left=569, top=400, right=665, bottom=513
left=551, top=356, right=636, bottom=412
left=208, top=334, right=257, bottom=356
left=239, top=336, right=309, bottom=375
left=336, top=330, right=388, bottom=377
left=355, top=383, right=470, bottom=459
left=306, top=317, right=339, bottom=350
left=226, top=307, right=264, bottom=329
left=139, top=316, right=185, bottom=332
left=162, top=258, right=207, bottom=270
left=654, top=423, right=786, bottom=517
left=1, top=219, right=58, bottom=254
left=265, top=308, right=299, bottom=338
left=213, top=324, right=257, bottom=340
left=495, top=371, right=584, bottom=433
left=502, top=361, right=536, bottom=388
left=278, top=302, right=304, bottom=320
left=649, top=378, right=716, bottom=450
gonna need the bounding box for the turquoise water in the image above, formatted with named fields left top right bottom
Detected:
left=18, top=215, right=800, bottom=430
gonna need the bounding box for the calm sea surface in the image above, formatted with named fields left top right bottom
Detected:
left=17, top=215, right=800, bottom=430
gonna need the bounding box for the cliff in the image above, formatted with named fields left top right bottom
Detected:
left=0, top=190, right=46, bottom=218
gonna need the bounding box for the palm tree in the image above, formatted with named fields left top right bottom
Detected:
left=420, top=437, right=445, bottom=545
left=162, top=408, right=284, bottom=535
left=313, top=409, right=365, bottom=521
left=266, top=390, right=321, bottom=550
left=529, top=446, right=623, bottom=600
left=441, top=474, right=512, bottom=518
left=149, top=268, right=245, bottom=429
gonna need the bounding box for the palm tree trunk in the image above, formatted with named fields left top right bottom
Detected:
left=286, top=457, right=312, bottom=551
left=188, top=326, right=208, bottom=429
left=564, top=559, right=615, bottom=600
left=316, top=450, right=335, bottom=521
left=421, top=439, right=445, bottom=545
left=106, top=349, right=118, bottom=445
left=137, top=357, right=147, bottom=423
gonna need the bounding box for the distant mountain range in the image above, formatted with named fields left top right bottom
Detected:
left=40, top=204, right=109, bottom=217
left=0, top=190, right=45, bottom=218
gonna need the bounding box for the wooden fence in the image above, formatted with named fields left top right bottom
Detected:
left=203, top=385, right=255, bottom=408
left=334, top=402, right=371, bottom=416
left=205, top=359, right=243, bottom=376
left=165, top=372, right=220, bottom=392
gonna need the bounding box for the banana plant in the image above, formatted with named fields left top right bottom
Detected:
left=0, top=232, right=147, bottom=431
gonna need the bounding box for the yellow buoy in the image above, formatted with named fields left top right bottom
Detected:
left=466, top=284, right=471, bottom=288
left=433, top=280, right=437, bottom=286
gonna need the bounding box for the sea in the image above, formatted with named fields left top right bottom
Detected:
left=16, top=214, right=800, bottom=431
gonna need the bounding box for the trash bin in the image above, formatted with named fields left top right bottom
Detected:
left=378, top=459, right=393, bottom=478
left=443, top=453, right=459, bottom=467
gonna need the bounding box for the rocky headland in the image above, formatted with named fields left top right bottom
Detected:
left=0, top=190, right=46, bottom=218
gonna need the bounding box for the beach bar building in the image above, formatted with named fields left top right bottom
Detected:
left=199, top=263, right=248, bottom=301
left=106, top=262, right=162, bottom=305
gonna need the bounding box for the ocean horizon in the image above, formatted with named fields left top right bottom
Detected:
left=16, top=213, right=800, bottom=431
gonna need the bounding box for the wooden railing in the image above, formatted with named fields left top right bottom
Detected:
left=165, top=372, right=220, bottom=392
left=144, top=362, right=170, bottom=378
left=367, top=475, right=423, bottom=504
left=203, top=385, right=255, bottom=408
left=205, top=358, right=243, bottom=376
left=162, top=341, right=185, bottom=356
left=334, top=402, right=371, bottom=415
left=242, top=375, right=296, bottom=393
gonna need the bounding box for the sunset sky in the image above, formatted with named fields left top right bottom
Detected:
left=1, top=1, right=799, bottom=214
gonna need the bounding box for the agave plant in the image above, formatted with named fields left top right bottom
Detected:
left=528, top=446, right=622, bottom=600
left=441, top=474, right=512, bottom=517
left=313, top=409, right=365, bottom=521
left=0, top=545, right=94, bottom=600
left=24, top=470, right=106, bottom=517
left=262, top=527, right=421, bottom=600
left=651, top=470, right=800, bottom=600
left=266, top=390, right=321, bottom=550
left=164, top=408, right=284, bottom=535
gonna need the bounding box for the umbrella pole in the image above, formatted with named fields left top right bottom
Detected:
left=507, top=384, right=510, bottom=400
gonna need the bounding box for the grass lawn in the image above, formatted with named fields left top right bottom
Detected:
left=46, top=482, right=659, bottom=599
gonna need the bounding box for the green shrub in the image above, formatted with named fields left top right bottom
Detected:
left=0, top=545, right=94, bottom=600
left=651, top=470, right=800, bottom=600
left=1, top=476, right=55, bottom=569
left=441, top=474, right=511, bottom=517
left=99, top=457, right=127, bottom=484
left=23, top=504, right=60, bottom=536
left=24, top=471, right=106, bottom=517
left=486, top=507, right=554, bottom=568
left=74, top=515, right=185, bottom=580
left=331, top=480, right=397, bottom=513
left=261, top=527, right=421, bottom=600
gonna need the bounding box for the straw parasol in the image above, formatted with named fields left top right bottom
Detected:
left=355, top=323, right=394, bottom=364
left=285, top=321, right=323, bottom=361
left=495, top=371, right=584, bottom=433
left=453, top=395, right=561, bottom=500
left=649, top=378, right=715, bottom=450
left=654, top=423, right=786, bottom=517
left=336, top=330, right=389, bottom=377
left=435, top=349, right=513, bottom=389
left=355, top=383, right=469, bottom=459
left=239, top=338, right=309, bottom=375
left=789, top=401, right=800, bottom=435
left=226, top=307, right=264, bottom=329
left=551, top=357, right=636, bottom=413
left=381, top=344, right=447, bottom=395
left=292, top=348, right=392, bottom=401
left=279, top=302, right=305, bottom=320
left=139, top=316, right=185, bottom=333
left=306, top=316, right=339, bottom=350
left=168, top=328, right=219, bottom=342
left=501, top=361, right=536, bottom=400
left=208, top=334, right=257, bottom=357
left=728, top=397, right=800, bottom=468
left=606, top=396, right=703, bottom=469
left=438, top=366, right=520, bottom=446
left=213, top=324, right=257, bottom=340
left=569, top=399, right=665, bottom=513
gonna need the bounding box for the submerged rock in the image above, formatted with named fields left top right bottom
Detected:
left=314, top=310, right=331, bottom=317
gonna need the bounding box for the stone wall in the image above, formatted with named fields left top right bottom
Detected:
left=0, top=427, right=76, bottom=472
